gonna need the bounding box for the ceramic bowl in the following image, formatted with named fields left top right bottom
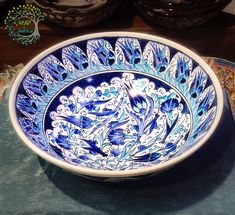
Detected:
left=9, top=32, right=223, bottom=181
left=26, top=0, right=122, bottom=28
left=133, top=0, right=231, bottom=29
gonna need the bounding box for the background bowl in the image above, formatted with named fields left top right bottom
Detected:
left=26, top=0, right=123, bottom=28
left=133, top=0, right=231, bottom=29
left=9, top=32, right=223, bottom=181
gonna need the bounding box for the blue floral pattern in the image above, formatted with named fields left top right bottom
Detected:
left=43, top=72, right=190, bottom=169
left=15, top=37, right=217, bottom=171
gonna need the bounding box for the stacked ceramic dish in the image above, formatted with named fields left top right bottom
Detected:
left=26, top=0, right=122, bottom=28
left=133, top=0, right=232, bottom=28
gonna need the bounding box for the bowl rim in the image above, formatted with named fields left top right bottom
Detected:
left=9, top=31, right=224, bottom=178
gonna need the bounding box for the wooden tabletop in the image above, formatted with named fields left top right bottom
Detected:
left=1, top=1, right=235, bottom=66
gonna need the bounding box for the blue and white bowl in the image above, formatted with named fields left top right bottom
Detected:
left=9, top=32, right=224, bottom=181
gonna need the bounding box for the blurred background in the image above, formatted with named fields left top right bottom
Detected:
left=0, top=0, right=235, bottom=65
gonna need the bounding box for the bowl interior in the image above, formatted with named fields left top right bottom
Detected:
left=10, top=33, right=222, bottom=176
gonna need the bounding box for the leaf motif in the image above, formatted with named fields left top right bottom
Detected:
left=116, top=38, right=142, bottom=65
left=194, top=108, right=216, bottom=138
left=38, top=55, right=67, bottom=82
left=197, top=86, right=215, bottom=116
left=81, top=139, right=107, bottom=157
left=77, top=98, right=111, bottom=113
left=119, top=146, right=127, bottom=161
left=125, top=107, right=141, bottom=124
left=144, top=113, right=159, bottom=134
left=132, top=152, right=161, bottom=162
left=62, top=45, right=88, bottom=71
left=143, top=41, right=170, bottom=72
left=59, top=115, right=93, bottom=129
left=108, top=120, right=129, bottom=129
left=16, top=94, right=38, bottom=119
left=89, top=98, right=124, bottom=134
left=23, top=74, right=48, bottom=98
left=190, top=67, right=207, bottom=98
left=87, top=39, right=115, bottom=67
left=19, top=117, right=41, bottom=136
left=161, top=114, right=179, bottom=143
left=89, top=108, right=115, bottom=117
left=175, top=55, right=191, bottom=84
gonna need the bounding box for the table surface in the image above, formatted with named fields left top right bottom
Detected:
left=1, top=1, right=235, bottom=215
left=0, top=89, right=234, bottom=215
left=0, top=1, right=235, bottom=65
